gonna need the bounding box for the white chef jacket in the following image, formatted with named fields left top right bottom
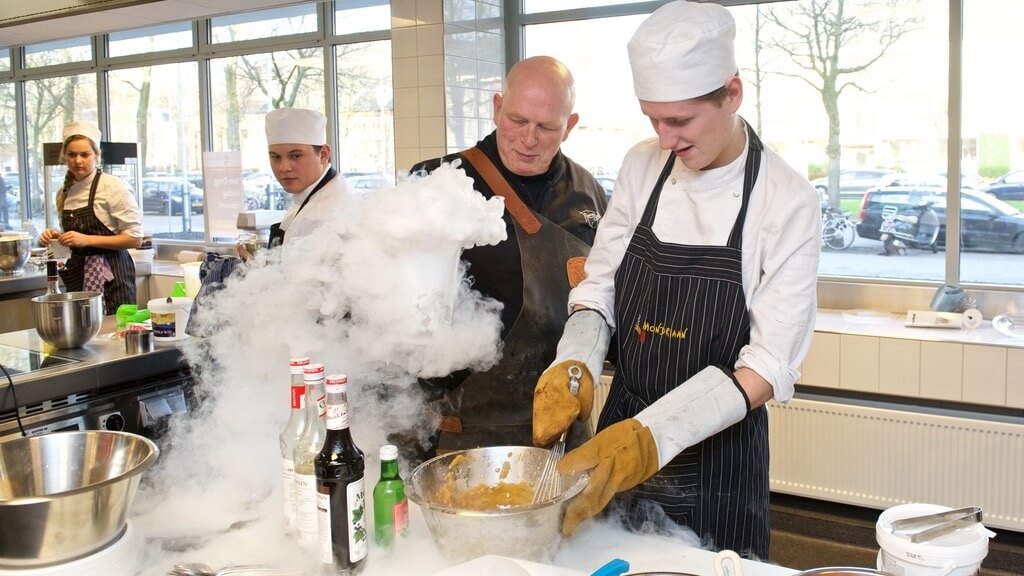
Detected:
left=569, top=135, right=821, bottom=402
left=62, top=170, right=144, bottom=238
left=278, top=165, right=349, bottom=242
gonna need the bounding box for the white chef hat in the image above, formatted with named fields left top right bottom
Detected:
left=62, top=121, right=102, bottom=147
left=265, top=108, right=327, bottom=146
left=627, top=0, right=737, bottom=102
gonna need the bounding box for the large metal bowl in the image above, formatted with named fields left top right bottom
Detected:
left=0, top=235, right=30, bottom=274
left=0, top=430, right=159, bottom=568
left=31, top=291, right=104, bottom=348
left=407, top=446, right=587, bottom=563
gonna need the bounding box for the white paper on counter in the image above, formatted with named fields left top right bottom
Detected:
left=435, top=555, right=586, bottom=576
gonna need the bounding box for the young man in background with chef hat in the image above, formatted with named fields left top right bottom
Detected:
left=263, top=107, right=346, bottom=249
left=532, top=1, right=820, bottom=558
left=39, top=121, right=143, bottom=315
left=405, top=55, right=608, bottom=458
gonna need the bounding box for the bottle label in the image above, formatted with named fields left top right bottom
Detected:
left=295, top=472, right=318, bottom=549
left=290, top=386, right=305, bottom=409
left=317, top=488, right=333, bottom=564
left=325, top=402, right=350, bottom=430
left=393, top=497, right=409, bottom=537
left=347, top=479, right=368, bottom=563
left=281, top=458, right=295, bottom=529
left=316, top=394, right=327, bottom=417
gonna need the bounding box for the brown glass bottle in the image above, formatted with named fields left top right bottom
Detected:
left=315, top=374, right=367, bottom=574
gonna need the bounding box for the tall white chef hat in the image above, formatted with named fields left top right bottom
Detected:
left=627, top=0, right=737, bottom=102
left=265, top=107, right=327, bottom=146
left=62, top=121, right=102, bottom=147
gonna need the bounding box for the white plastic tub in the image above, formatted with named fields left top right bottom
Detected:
left=876, top=503, right=995, bottom=576
left=147, top=297, right=193, bottom=342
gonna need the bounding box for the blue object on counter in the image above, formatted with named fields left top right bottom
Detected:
left=591, top=558, right=630, bottom=576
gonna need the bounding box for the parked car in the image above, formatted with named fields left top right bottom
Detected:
left=344, top=172, right=390, bottom=193
left=855, top=186, right=1024, bottom=253
left=810, top=169, right=894, bottom=199
left=141, top=176, right=204, bottom=215
left=595, top=176, right=616, bottom=200
left=242, top=172, right=289, bottom=210
left=982, top=170, right=1024, bottom=201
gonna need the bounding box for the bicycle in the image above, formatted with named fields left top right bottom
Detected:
left=821, top=204, right=856, bottom=250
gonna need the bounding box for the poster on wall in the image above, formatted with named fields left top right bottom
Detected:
left=202, top=151, right=244, bottom=243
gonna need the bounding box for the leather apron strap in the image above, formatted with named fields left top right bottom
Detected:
left=460, top=148, right=542, bottom=235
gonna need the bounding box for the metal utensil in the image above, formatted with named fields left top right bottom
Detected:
left=890, top=506, right=983, bottom=543
left=533, top=364, right=582, bottom=504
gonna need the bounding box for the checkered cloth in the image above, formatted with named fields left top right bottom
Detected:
left=82, top=255, right=114, bottom=292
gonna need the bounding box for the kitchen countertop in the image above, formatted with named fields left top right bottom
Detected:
left=0, top=315, right=187, bottom=411
left=815, top=308, right=1024, bottom=348
left=0, top=263, right=46, bottom=298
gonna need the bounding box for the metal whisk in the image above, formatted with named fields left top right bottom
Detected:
left=533, top=364, right=581, bottom=504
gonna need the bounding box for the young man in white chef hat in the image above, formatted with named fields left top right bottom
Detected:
left=533, top=0, right=821, bottom=558
left=263, top=107, right=347, bottom=249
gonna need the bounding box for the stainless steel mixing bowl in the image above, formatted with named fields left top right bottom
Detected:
left=407, top=445, right=587, bottom=563
left=31, top=291, right=104, bottom=348
left=0, top=234, right=30, bottom=274
left=0, top=430, right=159, bottom=568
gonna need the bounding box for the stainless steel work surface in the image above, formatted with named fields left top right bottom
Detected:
left=0, top=315, right=187, bottom=411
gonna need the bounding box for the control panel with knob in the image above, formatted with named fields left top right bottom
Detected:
left=99, top=412, right=126, bottom=431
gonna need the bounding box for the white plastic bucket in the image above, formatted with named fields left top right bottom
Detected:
left=180, top=262, right=202, bottom=298
left=147, top=297, right=193, bottom=342
left=876, top=503, right=994, bottom=576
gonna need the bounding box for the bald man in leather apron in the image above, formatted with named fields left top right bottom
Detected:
left=409, top=56, right=607, bottom=456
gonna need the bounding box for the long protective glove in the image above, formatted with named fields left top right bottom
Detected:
left=634, top=364, right=751, bottom=469
left=532, top=309, right=611, bottom=447
left=555, top=418, right=659, bottom=536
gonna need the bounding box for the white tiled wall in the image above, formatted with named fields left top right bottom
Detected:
left=800, top=331, right=1023, bottom=408
left=392, top=0, right=505, bottom=172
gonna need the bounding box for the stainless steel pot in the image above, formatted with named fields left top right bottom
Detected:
left=0, top=234, right=30, bottom=274
left=407, top=446, right=587, bottom=563
left=31, top=291, right=104, bottom=348
left=0, top=430, right=159, bottom=568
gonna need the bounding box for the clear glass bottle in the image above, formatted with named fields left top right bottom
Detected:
left=293, top=362, right=327, bottom=550
left=279, top=357, right=310, bottom=535
left=315, top=374, right=367, bottom=574
left=372, top=444, right=408, bottom=547
left=45, top=260, right=61, bottom=294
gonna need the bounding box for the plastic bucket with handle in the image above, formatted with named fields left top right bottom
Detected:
left=876, top=503, right=994, bottom=576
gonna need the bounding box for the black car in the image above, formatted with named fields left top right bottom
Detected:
left=856, top=186, right=1024, bottom=253
left=141, top=177, right=205, bottom=215
left=983, top=170, right=1024, bottom=201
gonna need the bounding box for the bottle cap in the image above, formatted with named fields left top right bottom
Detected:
left=325, top=373, right=348, bottom=392
left=289, top=357, right=311, bottom=374
left=379, top=444, right=398, bottom=461
left=302, top=363, right=325, bottom=381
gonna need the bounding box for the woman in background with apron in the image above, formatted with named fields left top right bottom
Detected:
left=39, top=121, right=143, bottom=315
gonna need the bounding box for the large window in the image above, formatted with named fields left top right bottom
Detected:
left=211, top=5, right=318, bottom=43
left=109, top=62, right=202, bottom=241
left=109, top=22, right=193, bottom=57
left=336, top=41, right=395, bottom=187
left=521, top=1, right=1024, bottom=288
left=960, top=0, right=1024, bottom=287
left=23, top=74, right=98, bottom=233
left=211, top=48, right=326, bottom=212
left=0, top=82, right=17, bottom=230
left=24, top=37, right=92, bottom=68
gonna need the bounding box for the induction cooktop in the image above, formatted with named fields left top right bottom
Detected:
left=0, top=343, right=78, bottom=376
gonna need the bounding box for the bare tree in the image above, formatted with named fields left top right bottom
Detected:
left=762, top=0, right=919, bottom=207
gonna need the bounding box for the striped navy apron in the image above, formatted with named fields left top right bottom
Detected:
left=59, top=170, right=137, bottom=315
left=598, top=123, right=769, bottom=559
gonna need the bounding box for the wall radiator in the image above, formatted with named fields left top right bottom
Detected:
left=768, top=398, right=1024, bottom=532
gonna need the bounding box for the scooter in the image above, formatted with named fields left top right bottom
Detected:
left=878, top=202, right=941, bottom=255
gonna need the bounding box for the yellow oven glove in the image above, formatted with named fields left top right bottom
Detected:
left=555, top=418, right=660, bottom=536
left=532, top=309, right=611, bottom=447
left=532, top=359, right=594, bottom=447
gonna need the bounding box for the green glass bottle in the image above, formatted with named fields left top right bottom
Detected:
left=372, top=444, right=408, bottom=546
